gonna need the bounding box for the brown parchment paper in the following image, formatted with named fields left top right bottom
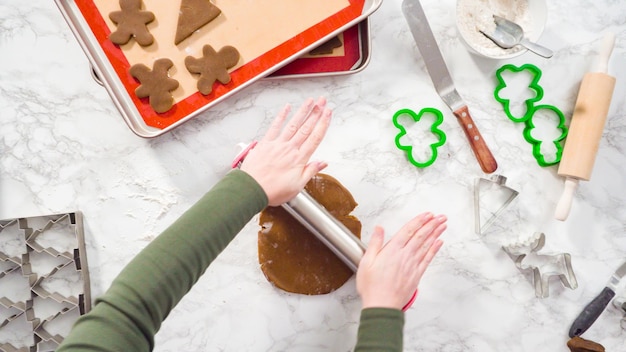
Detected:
left=94, top=0, right=350, bottom=102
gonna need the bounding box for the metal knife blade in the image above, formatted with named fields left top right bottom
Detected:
left=569, top=260, right=626, bottom=337
left=401, top=0, right=497, bottom=174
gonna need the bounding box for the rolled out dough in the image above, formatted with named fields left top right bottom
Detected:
left=258, top=173, right=361, bottom=295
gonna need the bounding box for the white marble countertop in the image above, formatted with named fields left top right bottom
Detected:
left=1, top=0, right=625, bottom=351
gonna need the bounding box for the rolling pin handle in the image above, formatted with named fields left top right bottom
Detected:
left=555, top=178, right=579, bottom=221
left=591, top=32, right=615, bottom=73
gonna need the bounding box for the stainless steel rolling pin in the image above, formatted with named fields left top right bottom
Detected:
left=231, top=141, right=366, bottom=271
left=232, top=142, right=416, bottom=310
left=283, top=190, right=417, bottom=310
left=282, top=190, right=366, bottom=272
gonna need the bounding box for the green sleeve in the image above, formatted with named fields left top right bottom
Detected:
left=57, top=169, right=268, bottom=352
left=354, top=308, right=404, bottom=352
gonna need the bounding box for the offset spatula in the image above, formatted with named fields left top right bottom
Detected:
left=401, top=0, right=498, bottom=174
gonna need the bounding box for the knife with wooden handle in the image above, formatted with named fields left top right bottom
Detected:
left=401, top=0, right=498, bottom=174
left=569, top=260, right=626, bottom=337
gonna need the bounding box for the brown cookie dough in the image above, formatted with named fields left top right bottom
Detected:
left=108, top=0, right=155, bottom=46
left=258, top=173, right=361, bottom=295
left=567, top=336, right=605, bottom=352
left=309, top=35, right=343, bottom=55
left=129, top=58, right=179, bottom=113
left=175, top=0, right=222, bottom=45
left=185, top=45, right=240, bottom=95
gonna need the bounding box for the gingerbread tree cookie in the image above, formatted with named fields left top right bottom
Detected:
left=309, top=36, right=343, bottom=55
left=185, top=45, right=240, bottom=95
left=129, top=58, right=179, bottom=113
left=109, top=0, right=155, bottom=46
left=175, top=0, right=222, bottom=45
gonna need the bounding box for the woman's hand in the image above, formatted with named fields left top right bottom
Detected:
left=240, top=97, right=332, bottom=206
left=356, top=212, right=446, bottom=310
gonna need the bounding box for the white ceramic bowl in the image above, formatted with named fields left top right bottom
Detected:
left=456, top=0, right=548, bottom=59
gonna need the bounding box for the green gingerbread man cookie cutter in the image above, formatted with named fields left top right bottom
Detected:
left=392, top=108, right=446, bottom=168
left=494, top=63, right=544, bottom=123
left=494, top=63, right=568, bottom=167
left=522, top=105, right=568, bottom=166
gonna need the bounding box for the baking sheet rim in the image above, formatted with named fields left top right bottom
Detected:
left=54, top=0, right=383, bottom=138
left=266, top=19, right=371, bottom=80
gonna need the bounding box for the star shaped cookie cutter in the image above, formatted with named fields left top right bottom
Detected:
left=502, top=232, right=578, bottom=298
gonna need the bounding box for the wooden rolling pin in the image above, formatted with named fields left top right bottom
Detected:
left=555, top=33, right=616, bottom=221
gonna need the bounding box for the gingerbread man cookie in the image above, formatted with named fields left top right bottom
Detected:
left=185, top=45, right=240, bottom=95
left=129, top=58, right=179, bottom=113
left=109, top=0, right=155, bottom=46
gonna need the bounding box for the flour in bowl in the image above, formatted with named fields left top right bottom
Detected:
left=457, top=0, right=532, bottom=57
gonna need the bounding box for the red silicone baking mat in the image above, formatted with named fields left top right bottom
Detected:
left=269, top=23, right=362, bottom=77
left=72, top=0, right=367, bottom=132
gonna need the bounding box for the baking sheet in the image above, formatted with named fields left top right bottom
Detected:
left=55, top=0, right=382, bottom=137
left=268, top=19, right=371, bottom=79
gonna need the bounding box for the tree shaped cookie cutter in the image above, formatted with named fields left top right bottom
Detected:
left=392, top=108, right=447, bottom=168
left=502, top=232, right=578, bottom=298
left=474, top=174, right=519, bottom=235
left=0, top=212, right=90, bottom=351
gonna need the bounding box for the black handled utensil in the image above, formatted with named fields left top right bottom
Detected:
left=569, top=260, right=626, bottom=337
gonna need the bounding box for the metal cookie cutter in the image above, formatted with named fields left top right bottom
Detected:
left=0, top=212, right=90, bottom=352
left=392, top=108, right=447, bottom=168
left=474, top=174, right=519, bottom=235
left=502, top=232, right=578, bottom=298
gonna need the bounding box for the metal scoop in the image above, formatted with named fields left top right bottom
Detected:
left=481, top=15, right=553, bottom=58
